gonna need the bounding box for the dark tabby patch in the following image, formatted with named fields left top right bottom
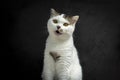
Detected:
left=63, top=14, right=73, bottom=24
left=49, top=51, right=61, bottom=62
left=63, top=14, right=78, bottom=24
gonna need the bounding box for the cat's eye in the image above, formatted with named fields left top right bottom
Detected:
left=63, top=23, right=69, bottom=26
left=53, top=19, right=58, bottom=23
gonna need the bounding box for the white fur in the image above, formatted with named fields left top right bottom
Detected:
left=42, top=12, right=82, bottom=80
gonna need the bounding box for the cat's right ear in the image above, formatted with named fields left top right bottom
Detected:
left=50, top=8, right=59, bottom=17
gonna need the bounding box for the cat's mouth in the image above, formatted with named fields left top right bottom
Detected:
left=55, top=30, right=62, bottom=35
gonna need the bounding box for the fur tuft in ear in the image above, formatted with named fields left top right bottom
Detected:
left=50, top=8, right=59, bottom=17
left=68, top=15, right=79, bottom=24
left=72, top=15, right=79, bottom=23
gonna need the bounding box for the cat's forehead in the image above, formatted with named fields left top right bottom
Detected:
left=52, top=14, right=70, bottom=22
left=54, top=14, right=65, bottom=18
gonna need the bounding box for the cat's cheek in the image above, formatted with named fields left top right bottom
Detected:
left=63, top=29, right=68, bottom=34
left=67, top=28, right=74, bottom=33
left=48, top=24, right=56, bottom=31
left=64, top=31, right=71, bottom=36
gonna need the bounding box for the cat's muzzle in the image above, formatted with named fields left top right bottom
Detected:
left=55, top=29, right=63, bottom=35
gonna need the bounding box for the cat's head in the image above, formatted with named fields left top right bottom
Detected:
left=47, top=8, right=79, bottom=40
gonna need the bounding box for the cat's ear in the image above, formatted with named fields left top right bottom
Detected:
left=71, top=15, right=79, bottom=24
left=50, top=8, right=59, bottom=17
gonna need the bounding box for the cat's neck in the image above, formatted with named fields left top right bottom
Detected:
left=46, top=35, right=74, bottom=49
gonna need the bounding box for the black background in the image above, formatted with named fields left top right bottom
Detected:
left=3, top=0, right=120, bottom=80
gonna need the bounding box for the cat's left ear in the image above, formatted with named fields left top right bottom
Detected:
left=50, top=8, right=59, bottom=17
left=71, top=15, right=79, bottom=24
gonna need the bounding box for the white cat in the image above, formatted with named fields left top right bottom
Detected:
left=42, top=8, right=82, bottom=80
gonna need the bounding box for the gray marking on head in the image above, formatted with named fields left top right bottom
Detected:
left=64, top=15, right=79, bottom=24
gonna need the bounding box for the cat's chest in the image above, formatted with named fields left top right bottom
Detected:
left=45, top=37, right=75, bottom=56
left=46, top=43, right=73, bottom=53
left=45, top=44, right=74, bottom=57
left=46, top=42, right=70, bottom=51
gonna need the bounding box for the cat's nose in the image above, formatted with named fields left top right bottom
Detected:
left=57, top=26, right=61, bottom=29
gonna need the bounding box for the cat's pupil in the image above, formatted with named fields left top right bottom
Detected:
left=53, top=19, right=58, bottom=23
left=63, top=23, right=69, bottom=26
